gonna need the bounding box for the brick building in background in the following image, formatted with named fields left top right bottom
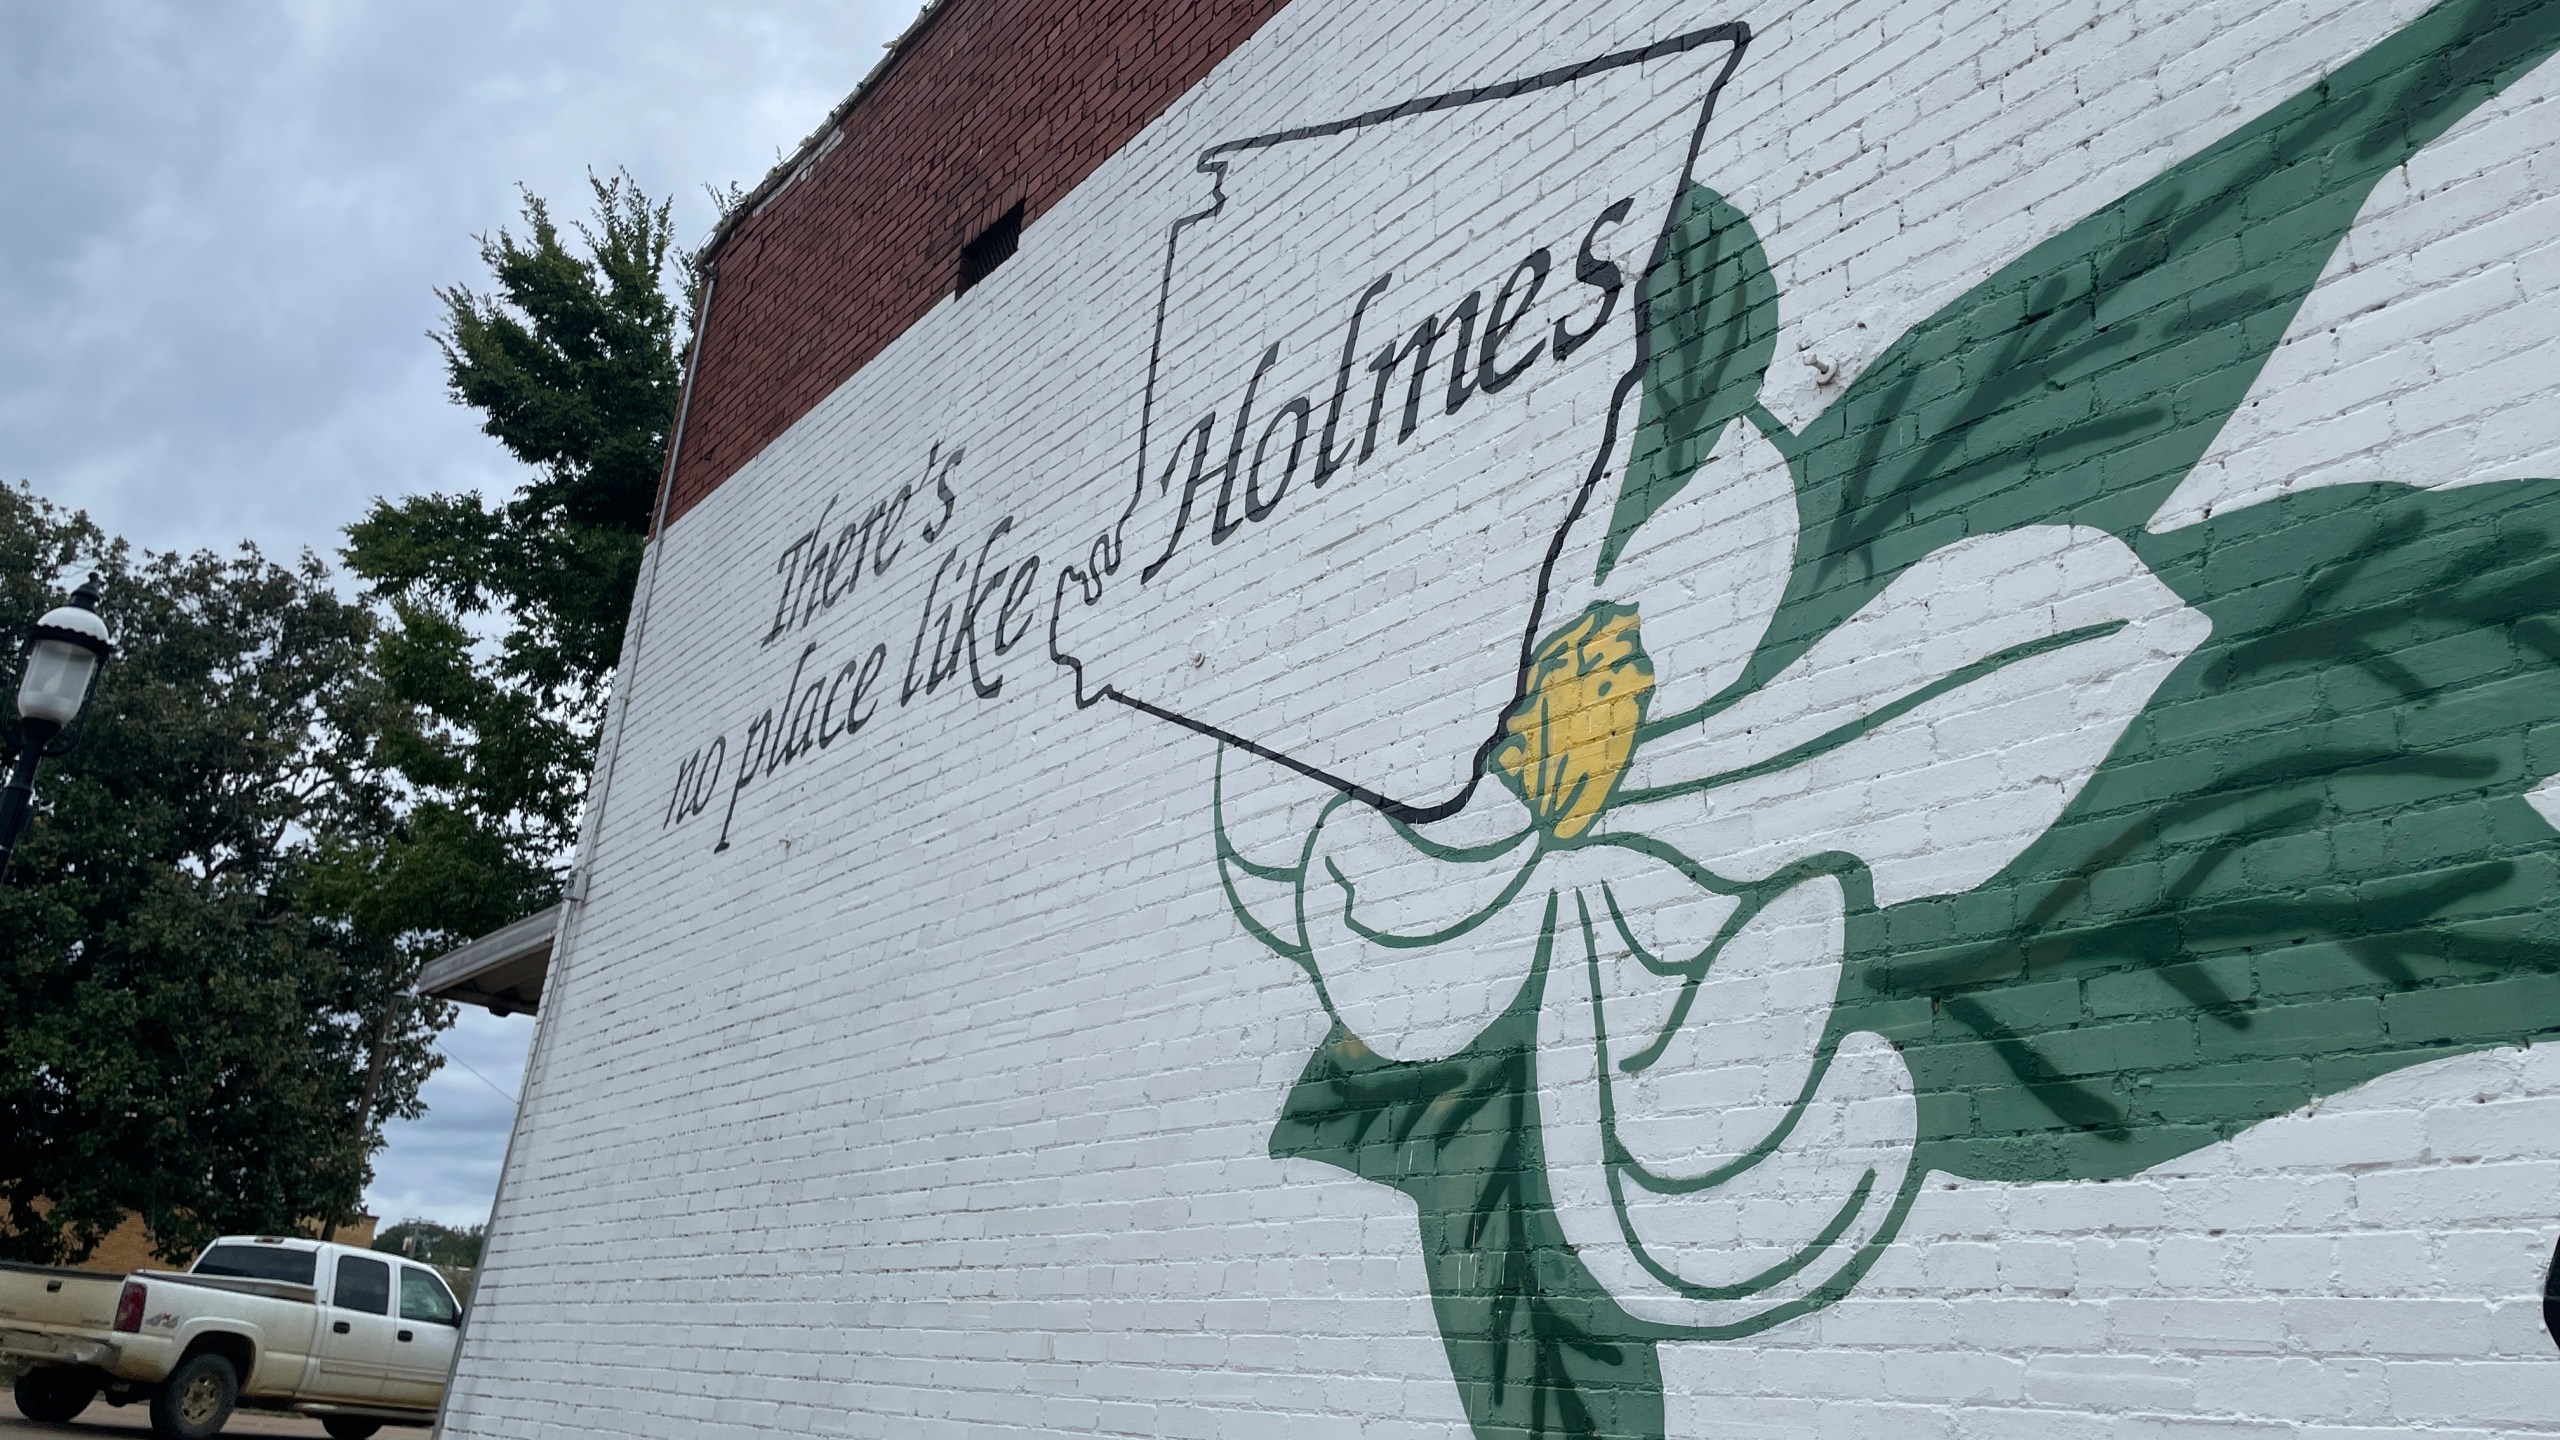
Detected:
left=440, top=1, right=2560, bottom=1435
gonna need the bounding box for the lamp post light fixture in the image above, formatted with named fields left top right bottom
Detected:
left=1, top=577, right=114, bottom=876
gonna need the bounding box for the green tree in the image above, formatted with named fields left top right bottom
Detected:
left=371, top=1217, right=485, bottom=1269
left=341, top=172, right=688, bottom=927
left=0, top=484, right=444, bottom=1265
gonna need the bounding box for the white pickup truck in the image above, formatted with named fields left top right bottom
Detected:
left=0, top=1235, right=459, bottom=1438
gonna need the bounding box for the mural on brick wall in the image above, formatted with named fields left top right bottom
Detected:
left=1099, top=3, right=2560, bottom=1436
left=635, top=1, right=2559, bottom=1432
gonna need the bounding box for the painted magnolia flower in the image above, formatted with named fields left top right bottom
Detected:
left=1199, top=18, right=2560, bottom=1424
left=1219, top=409, right=2211, bottom=1331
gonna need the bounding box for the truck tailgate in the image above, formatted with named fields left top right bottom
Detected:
left=0, top=1261, right=122, bottom=1332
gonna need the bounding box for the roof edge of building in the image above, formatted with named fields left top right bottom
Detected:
left=693, top=0, right=957, bottom=274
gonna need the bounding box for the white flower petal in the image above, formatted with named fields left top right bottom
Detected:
left=1538, top=874, right=1918, bottom=1328
left=1545, top=410, right=1798, bottom=721
left=1218, top=849, right=1306, bottom=955
left=1213, top=744, right=1344, bottom=870
left=1606, top=1031, right=1917, bottom=1326
left=1213, top=744, right=1357, bottom=956
left=1544, top=861, right=1829, bottom=1180
left=1539, top=847, right=1740, bottom=1081
left=1300, top=785, right=1545, bottom=1062
left=1613, top=525, right=2210, bottom=906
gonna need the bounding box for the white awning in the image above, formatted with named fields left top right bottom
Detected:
left=415, top=903, right=562, bottom=1016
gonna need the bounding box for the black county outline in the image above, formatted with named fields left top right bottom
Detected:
left=1049, top=21, right=1751, bottom=823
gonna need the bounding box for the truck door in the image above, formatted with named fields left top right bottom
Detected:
left=383, top=1265, right=462, bottom=1408
left=311, top=1254, right=396, bottom=1401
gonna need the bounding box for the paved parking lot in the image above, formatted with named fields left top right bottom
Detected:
left=0, top=1407, right=340, bottom=1437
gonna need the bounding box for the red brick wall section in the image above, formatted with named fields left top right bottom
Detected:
left=664, top=0, right=1294, bottom=525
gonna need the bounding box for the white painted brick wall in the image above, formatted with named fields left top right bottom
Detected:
left=436, top=1, right=2560, bottom=1435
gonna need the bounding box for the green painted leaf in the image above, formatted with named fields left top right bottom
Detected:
left=1271, top=922, right=1669, bottom=1440
left=1704, top=0, right=2560, bottom=712
left=1839, top=478, right=2560, bottom=1181
left=1242, top=4, right=2560, bottom=1430
left=1764, top=0, right=2560, bottom=1183
left=1597, top=186, right=1778, bottom=585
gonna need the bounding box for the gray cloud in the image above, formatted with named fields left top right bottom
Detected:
left=367, top=1007, right=535, bottom=1230
left=1, top=0, right=917, bottom=562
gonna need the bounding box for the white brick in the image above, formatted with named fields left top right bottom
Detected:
left=437, top=3, right=2560, bottom=1437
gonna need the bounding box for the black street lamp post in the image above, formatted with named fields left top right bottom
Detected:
left=0, top=577, right=114, bottom=877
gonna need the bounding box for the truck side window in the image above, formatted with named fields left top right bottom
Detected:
left=398, top=1266, right=461, bottom=1326
left=333, top=1255, right=391, bottom=1315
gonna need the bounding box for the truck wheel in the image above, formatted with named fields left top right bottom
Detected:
left=148, top=1350, right=237, bottom=1439
left=13, top=1365, right=99, bottom=1423
left=321, top=1420, right=383, bottom=1440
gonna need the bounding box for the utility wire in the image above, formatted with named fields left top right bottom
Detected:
left=439, top=1048, right=521, bottom=1107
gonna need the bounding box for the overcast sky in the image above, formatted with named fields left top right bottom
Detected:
left=2, top=0, right=917, bottom=560
left=1, top=0, right=918, bottom=1230
left=368, top=1008, right=535, bottom=1230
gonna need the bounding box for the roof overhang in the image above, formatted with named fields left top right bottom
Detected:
left=416, top=903, right=562, bottom=1016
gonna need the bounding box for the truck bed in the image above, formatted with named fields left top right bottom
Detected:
left=130, top=1267, right=318, bottom=1306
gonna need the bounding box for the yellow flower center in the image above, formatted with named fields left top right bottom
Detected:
left=1494, top=603, right=1653, bottom=841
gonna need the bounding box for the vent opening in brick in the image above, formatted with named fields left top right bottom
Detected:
left=956, top=203, right=1024, bottom=295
